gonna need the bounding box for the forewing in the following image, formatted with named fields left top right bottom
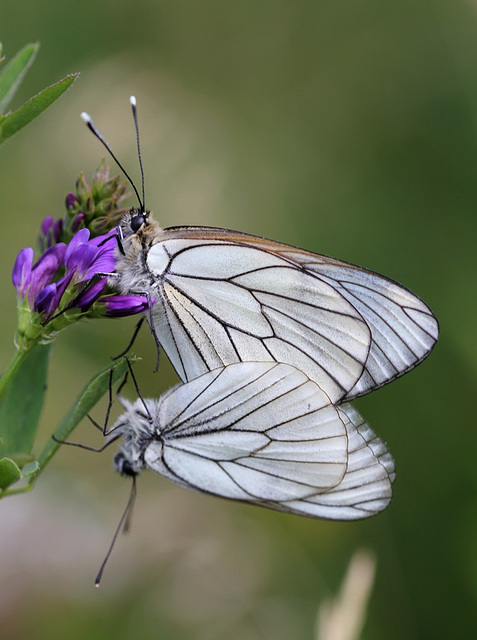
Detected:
left=144, top=362, right=349, bottom=504
left=158, top=226, right=438, bottom=400
left=148, top=238, right=371, bottom=403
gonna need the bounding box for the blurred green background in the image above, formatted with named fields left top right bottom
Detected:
left=1, top=1, right=476, bottom=639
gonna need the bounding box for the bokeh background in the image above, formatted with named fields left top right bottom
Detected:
left=1, top=2, right=476, bottom=639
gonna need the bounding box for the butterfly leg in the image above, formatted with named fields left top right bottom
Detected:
left=120, top=355, right=152, bottom=422
left=98, top=226, right=125, bottom=256
left=127, top=288, right=161, bottom=373
left=112, top=317, right=145, bottom=360
left=52, top=431, right=122, bottom=452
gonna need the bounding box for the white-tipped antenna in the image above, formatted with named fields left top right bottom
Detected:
left=80, top=110, right=145, bottom=212
left=129, top=96, right=146, bottom=213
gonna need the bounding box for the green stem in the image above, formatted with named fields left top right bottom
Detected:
left=0, top=346, right=32, bottom=402
left=31, top=355, right=137, bottom=484
left=1, top=482, right=35, bottom=498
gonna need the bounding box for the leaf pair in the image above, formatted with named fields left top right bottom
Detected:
left=0, top=42, right=78, bottom=145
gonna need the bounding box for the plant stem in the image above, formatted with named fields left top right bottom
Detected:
left=0, top=346, right=32, bottom=402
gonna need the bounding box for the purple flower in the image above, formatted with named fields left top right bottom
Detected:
left=75, top=279, right=108, bottom=310
left=72, top=213, right=85, bottom=232
left=85, top=233, right=117, bottom=278
left=101, top=295, right=154, bottom=317
left=33, top=272, right=74, bottom=315
left=12, top=248, right=34, bottom=297
left=33, top=283, right=62, bottom=317
left=28, top=244, right=67, bottom=307
left=13, top=225, right=153, bottom=330
left=67, top=243, right=99, bottom=274
left=40, top=216, right=54, bottom=236
left=65, top=193, right=79, bottom=209
left=64, top=228, right=93, bottom=268
left=38, top=216, right=64, bottom=251
left=53, top=219, right=63, bottom=244
left=64, top=228, right=116, bottom=286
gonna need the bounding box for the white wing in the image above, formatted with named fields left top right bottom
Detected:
left=280, top=254, right=439, bottom=400
left=138, top=362, right=394, bottom=520
left=144, top=226, right=438, bottom=403
left=281, top=403, right=395, bottom=519
left=148, top=239, right=371, bottom=404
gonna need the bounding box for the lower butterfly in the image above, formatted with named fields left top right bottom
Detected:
left=112, top=361, right=395, bottom=521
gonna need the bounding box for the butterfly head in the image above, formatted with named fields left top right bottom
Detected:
left=129, top=208, right=149, bottom=234
left=113, top=396, right=161, bottom=477
left=113, top=427, right=147, bottom=477
left=114, top=451, right=140, bottom=477
left=118, top=207, right=157, bottom=243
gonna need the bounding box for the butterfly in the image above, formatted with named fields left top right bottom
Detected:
left=112, top=361, right=395, bottom=521
left=113, top=211, right=438, bottom=404
left=82, top=100, right=439, bottom=405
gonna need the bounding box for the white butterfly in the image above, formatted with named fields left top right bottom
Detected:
left=112, top=361, right=395, bottom=520
left=113, top=212, right=439, bottom=404
left=81, top=103, right=438, bottom=403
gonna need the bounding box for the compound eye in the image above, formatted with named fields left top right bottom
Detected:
left=130, top=214, right=145, bottom=233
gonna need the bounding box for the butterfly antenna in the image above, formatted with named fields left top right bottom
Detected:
left=129, top=96, right=146, bottom=213
left=95, top=476, right=137, bottom=587
left=80, top=111, right=144, bottom=211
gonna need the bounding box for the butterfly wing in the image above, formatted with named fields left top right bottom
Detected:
left=147, top=226, right=438, bottom=401
left=280, top=402, right=395, bottom=519
left=147, top=233, right=371, bottom=404
left=141, top=362, right=394, bottom=520
left=275, top=253, right=439, bottom=401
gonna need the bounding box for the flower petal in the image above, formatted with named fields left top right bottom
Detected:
left=65, top=193, right=79, bottom=209
left=53, top=219, right=64, bottom=244
left=33, top=283, right=62, bottom=318
left=28, top=244, right=67, bottom=305
left=84, top=250, right=115, bottom=279
left=66, top=243, right=99, bottom=275
left=82, top=230, right=117, bottom=279
left=75, top=278, right=108, bottom=311
left=40, top=216, right=54, bottom=236
left=64, top=228, right=91, bottom=263
left=12, top=248, right=34, bottom=297
left=102, top=295, right=154, bottom=317
left=72, top=213, right=85, bottom=232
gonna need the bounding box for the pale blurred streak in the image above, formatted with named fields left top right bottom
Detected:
left=316, top=549, right=376, bottom=640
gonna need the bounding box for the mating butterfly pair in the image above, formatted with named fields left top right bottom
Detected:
left=84, top=99, right=438, bottom=523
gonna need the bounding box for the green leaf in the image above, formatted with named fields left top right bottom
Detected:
left=21, top=460, right=40, bottom=478
left=34, top=356, right=138, bottom=478
left=0, top=42, right=39, bottom=113
left=0, top=459, right=39, bottom=495
left=0, top=457, right=22, bottom=490
left=0, top=72, right=79, bottom=145
left=0, top=344, right=51, bottom=458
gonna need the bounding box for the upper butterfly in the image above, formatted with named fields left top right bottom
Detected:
left=82, top=99, right=439, bottom=404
